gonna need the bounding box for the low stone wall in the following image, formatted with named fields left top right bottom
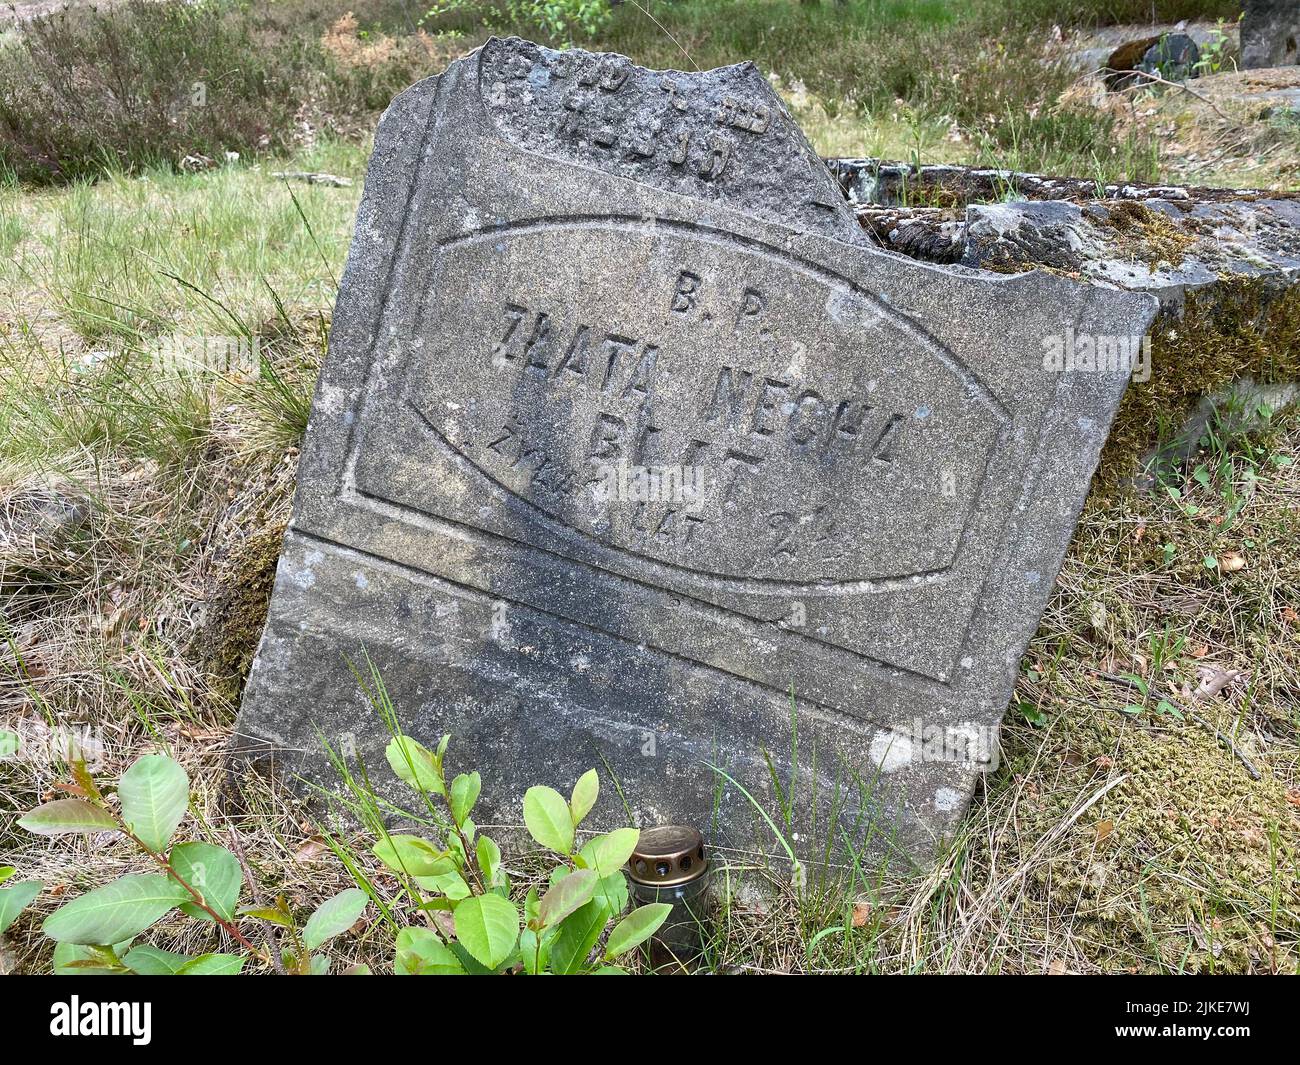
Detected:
left=827, top=158, right=1300, bottom=487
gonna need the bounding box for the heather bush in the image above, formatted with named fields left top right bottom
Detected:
left=0, top=0, right=449, bottom=185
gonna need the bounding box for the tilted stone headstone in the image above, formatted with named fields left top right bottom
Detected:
left=235, top=38, right=1157, bottom=864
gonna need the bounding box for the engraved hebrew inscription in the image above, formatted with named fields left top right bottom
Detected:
left=478, top=38, right=858, bottom=240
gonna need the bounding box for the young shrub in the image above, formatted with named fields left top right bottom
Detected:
left=377, top=737, right=670, bottom=974
left=16, top=753, right=368, bottom=974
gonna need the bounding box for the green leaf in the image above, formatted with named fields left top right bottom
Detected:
left=605, top=902, right=672, bottom=958
left=169, top=842, right=242, bottom=923
left=309, top=954, right=330, bottom=975
left=476, top=834, right=504, bottom=889
left=43, top=873, right=190, bottom=945
left=0, top=866, right=14, bottom=886
left=0, top=881, right=42, bottom=934
left=548, top=897, right=609, bottom=975
left=395, top=926, right=466, bottom=975
left=593, top=965, right=628, bottom=974
left=1119, top=672, right=1148, bottom=696
left=17, top=798, right=118, bottom=836
left=0, top=729, right=18, bottom=758
left=570, top=769, right=599, bottom=827
left=372, top=835, right=451, bottom=878
left=449, top=772, right=481, bottom=827
left=537, top=868, right=597, bottom=930
left=519, top=926, right=547, bottom=974
left=302, top=888, right=368, bottom=950
left=123, top=945, right=193, bottom=975
left=591, top=870, right=629, bottom=916
left=414, top=870, right=471, bottom=900
left=453, top=894, right=519, bottom=970
left=449, top=941, right=498, bottom=974
left=579, top=828, right=639, bottom=877
left=52, top=942, right=131, bottom=975
left=175, top=953, right=245, bottom=975
left=385, top=737, right=443, bottom=795
left=523, top=785, right=574, bottom=854
left=117, top=754, right=189, bottom=852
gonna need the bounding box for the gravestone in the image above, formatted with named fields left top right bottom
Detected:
left=234, top=38, right=1157, bottom=865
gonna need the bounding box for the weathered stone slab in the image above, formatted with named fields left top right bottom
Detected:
left=234, top=39, right=1157, bottom=866
left=1242, top=0, right=1300, bottom=69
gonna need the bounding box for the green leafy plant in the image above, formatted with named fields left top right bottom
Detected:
left=1016, top=699, right=1048, bottom=727
left=423, top=0, right=612, bottom=43
left=0, top=866, right=43, bottom=937
left=15, top=752, right=368, bottom=974
left=376, top=734, right=670, bottom=974
left=1192, top=20, right=1234, bottom=77
left=1117, top=673, right=1183, bottom=720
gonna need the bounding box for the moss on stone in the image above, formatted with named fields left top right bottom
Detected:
left=200, top=521, right=287, bottom=702
left=1094, top=200, right=1198, bottom=269
left=1096, top=277, right=1300, bottom=489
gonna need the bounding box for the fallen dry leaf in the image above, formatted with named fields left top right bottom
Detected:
left=1047, top=958, right=1074, bottom=975
left=293, top=837, right=329, bottom=863
left=1094, top=819, right=1114, bottom=843
left=851, top=900, right=872, bottom=928
left=1219, top=551, right=1246, bottom=573
left=1195, top=666, right=1243, bottom=700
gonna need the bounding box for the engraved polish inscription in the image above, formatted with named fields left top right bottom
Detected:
left=354, top=222, right=1006, bottom=592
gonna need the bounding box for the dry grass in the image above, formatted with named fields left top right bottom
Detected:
left=1059, top=65, right=1300, bottom=189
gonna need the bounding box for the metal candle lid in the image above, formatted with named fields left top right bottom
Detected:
left=628, top=825, right=707, bottom=887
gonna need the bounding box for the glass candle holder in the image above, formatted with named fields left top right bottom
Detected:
left=627, top=825, right=710, bottom=972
